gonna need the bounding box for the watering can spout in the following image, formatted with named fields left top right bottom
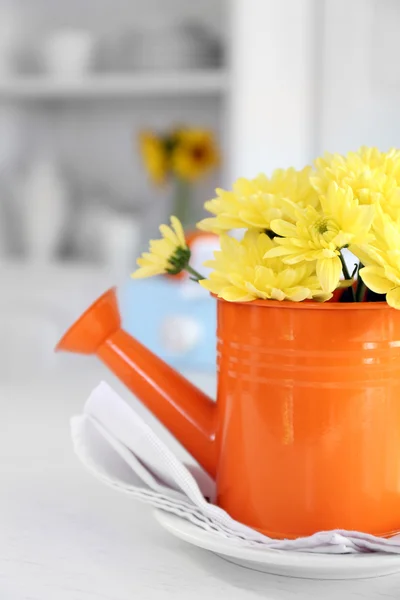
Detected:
left=56, top=288, right=217, bottom=477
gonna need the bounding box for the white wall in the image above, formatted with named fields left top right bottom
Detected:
left=227, top=0, right=400, bottom=181
left=227, top=0, right=317, bottom=182
left=319, top=0, right=400, bottom=154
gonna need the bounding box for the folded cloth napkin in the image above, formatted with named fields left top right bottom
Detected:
left=71, top=381, right=400, bottom=555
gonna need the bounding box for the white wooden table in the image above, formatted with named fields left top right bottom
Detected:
left=2, top=365, right=400, bottom=600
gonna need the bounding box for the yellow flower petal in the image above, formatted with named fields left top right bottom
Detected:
left=199, top=278, right=224, bottom=295
left=270, top=219, right=297, bottom=238
left=264, top=246, right=294, bottom=259
left=351, top=244, right=384, bottom=267
left=359, top=266, right=394, bottom=294
left=386, top=287, right=400, bottom=309
left=132, top=265, right=164, bottom=278
left=338, top=278, right=355, bottom=289
left=384, top=265, right=400, bottom=286
left=270, top=288, right=286, bottom=301
left=352, top=204, right=375, bottom=235
left=283, top=286, right=312, bottom=302
left=276, top=267, right=299, bottom=289
left=316, top=256, right=342, bottom=292
left=332, top=231, right=352, bottom=248
left=159, top=224, right=178, bottom=246
left=312, top=291, right=333, bottom=302
left=218, top=287, right=255, bottom=302
left=137, top=252, right=166, bottom=266
left=170, top=216, right=186, bottom=247
left=196, top=217, right=222, bottom=233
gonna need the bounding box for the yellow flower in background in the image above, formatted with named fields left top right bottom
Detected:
left=132, top=216, right=190, bottom=278
left=171, top=129, right=219, bottom=182
left=200, top=231, right=331, bottom=303
left=139, top=131, right=168, bottom=185
left=138, top=127, right=220, bottom=226
left=266, top=183, right=374, bottom=292
left=197, top=167, right=319, bottom=234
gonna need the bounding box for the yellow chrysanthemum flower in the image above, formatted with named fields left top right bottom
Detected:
left=197, top=167, right=319, bottom=234
left=139, top=131, right=168, bottom=185
left=266, top=183, right=374, bottom=292
left=353, top=210, right=400, bottom=308
left=132, top=216, right=190, bottom=278
left=171, top=129, right=219, bottom=182
left=312, top=146, right=400, bottom=218
left=200, top=231, right=331, bottom=303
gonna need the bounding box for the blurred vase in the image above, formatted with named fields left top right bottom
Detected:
left=0, top=197, right=7, bottom=259
left=72, top=203, right=106, bottom=263
left=97, top=208, right=141, bottom=278
left=0, top=5, right=23, bottom=77
left=21, top=159, right=68, bottom=263
left=172, top=177, right=193, bottom=229
left=41, top=29, right=96, bottom=78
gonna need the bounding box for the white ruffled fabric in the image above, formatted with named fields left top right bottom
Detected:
left=71, top=381, right=400, bottom=555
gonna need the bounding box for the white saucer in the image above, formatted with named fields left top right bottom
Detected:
left=154, top=509, right=400, bottom=580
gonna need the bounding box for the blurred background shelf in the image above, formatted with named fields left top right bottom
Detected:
left=0, top=70, right=228, bottom=99
left=0, top=0, right=228, bottom=269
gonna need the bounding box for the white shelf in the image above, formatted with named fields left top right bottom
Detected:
left=0, top=71, right=227, bottom=99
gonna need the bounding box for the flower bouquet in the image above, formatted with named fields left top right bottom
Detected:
left=133, top=147, right=400, bottom=310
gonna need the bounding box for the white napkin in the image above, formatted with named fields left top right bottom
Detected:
left=71, top=381, right=400, bottom=555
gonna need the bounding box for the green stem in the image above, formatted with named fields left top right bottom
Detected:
left=339, top=250, right=355, bottom=301
left=355, top=263, right=366, bottom=302
left=185, top=264, right=205, bottom=282
left=173, top=177, right=192, bottom=228
left=339, top=251, right=351, bottom=280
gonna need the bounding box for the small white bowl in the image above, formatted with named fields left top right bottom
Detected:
left=41, top=29, right=95, bottom=78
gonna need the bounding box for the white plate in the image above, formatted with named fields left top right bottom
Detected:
left=154, top=509, right=400, bottom=580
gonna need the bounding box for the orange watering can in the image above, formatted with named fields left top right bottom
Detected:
left=57, top=287, right=400, bottom=539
